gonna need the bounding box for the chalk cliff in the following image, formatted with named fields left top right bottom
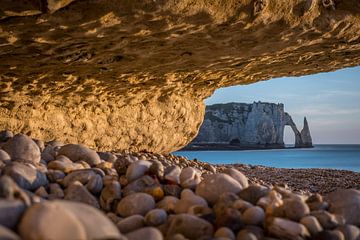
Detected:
left=187, top=102, right=313, bottom=149
left=0, top=0, right=358, bottom=153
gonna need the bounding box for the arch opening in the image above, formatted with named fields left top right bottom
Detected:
left=284, top=125, right=296, bottom=148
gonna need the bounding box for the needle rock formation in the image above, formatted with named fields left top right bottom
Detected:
left=0, top=0, right=359, bottom=153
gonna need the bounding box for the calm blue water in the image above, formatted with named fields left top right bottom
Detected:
left=174, top=145, right=360, bottom=172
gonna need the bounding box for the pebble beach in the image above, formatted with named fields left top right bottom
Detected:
left=0, top=130, right=359, bottom=240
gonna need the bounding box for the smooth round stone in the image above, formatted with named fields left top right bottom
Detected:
left=46, top=169, right=65, bottom=183
left=117, top=193, right=155, bottom=217
left=3, top=162, right=48, bottom=191
left=174, top=189, right=207, bottom=214
left=126, top=227, right=163, bottom=240
left=300, top=216, right=323, bottom=235
left=179, top=167, right=201, bottom=189
left=236, top=230, right=257, bottom=240
left=123, top=175, right=162, bottom=199
left=313, top=230, right=345, bottom=240
left=48, top=183, right=64, bottom=200
left=311, top=210, right=340, bottom=229
left=337, top=225, right=360, bottom=240
left=47, top=156, right=83, bottom=173
left=233, top=199, right=253, bottom=213
left=164, top=166, right=181, bottom=184
left=214, top=227, right=235, bottom=240
left=2, top=134, right=40, bottom=163
left=126, top=160, right=152, bottom=182
left=145, top=209, right=167, bottom=226
left=222, top=168, right=249, bottom=189
left=0, top=225, right=20, bottom=240
left=64, top=181, right=100, bottom=208
left=196, top=174, right=243, bottom=205
left=327, top=189, right=360, bottom=226
left=41, top=140, right=63, bottom=162
left=267, top=217, right=310, bottom=240
left=238, top=184, right=270, bottom=205
left=283, top=198, right=310, bottom=221
left=117, top=215, right=145, bottom=234
left=114, top=156, right=134, bottom=175
left=18, top=200, right=123, bottom=240
left=163, top=184, right=182, bottom=198
left=35, top=186, right=48, bottom=198
left=0, top=130, right=13, bottom=142
left=97, top=152, right=117, bottom=162
left=100, top=180, right=122, bottom=212
left=63, top=169, right=103, bottom=195
left=148, top=160, right=164, bottom=179
left=166, top=214, right=213, bottom=240
left=0, top=200, right=26, bottom=229
left=58, top=144, right=101, bottom=167
left=242, top=206, right=265, bottom=226
left=156, top=196, right=179, bottom=213
left=0, top=149, right=10, bottom=162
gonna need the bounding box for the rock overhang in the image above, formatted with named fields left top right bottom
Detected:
left=0, top=0, right=359, bottom=153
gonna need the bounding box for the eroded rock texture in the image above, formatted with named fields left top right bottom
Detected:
left=186, top=102, right=312, bottom=149
left=0, top=0, right=359, bottom=153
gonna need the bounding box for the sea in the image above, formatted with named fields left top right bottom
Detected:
left=174, top=145, right=360, bottom=173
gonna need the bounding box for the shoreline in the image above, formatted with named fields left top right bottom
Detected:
left=180, top=143, right=313, bottom=151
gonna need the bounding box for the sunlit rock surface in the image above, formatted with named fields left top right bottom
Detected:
left=186, top=102, right=312, bottom=149
left=0, top=0, right=359, bottom=153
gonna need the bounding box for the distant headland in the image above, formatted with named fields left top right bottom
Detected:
left=183, top=102, right=313, bottom=151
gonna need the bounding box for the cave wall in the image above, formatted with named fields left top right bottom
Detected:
left=0, top=0, right=359, bottom=152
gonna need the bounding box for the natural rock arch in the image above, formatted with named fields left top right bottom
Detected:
left=0, top=0, right=359, bottom=153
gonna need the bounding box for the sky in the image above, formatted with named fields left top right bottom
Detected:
left=205, top=66, right=360, bottom=144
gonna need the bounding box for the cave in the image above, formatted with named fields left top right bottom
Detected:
left=0, top=0, right=359, bottom=153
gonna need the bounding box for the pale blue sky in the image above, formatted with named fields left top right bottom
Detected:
left=205, top=66, right=360, bottom=144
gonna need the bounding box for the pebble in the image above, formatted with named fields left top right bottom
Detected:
left=223, top=168, right=249, bottom=189
left=149, top=160, right=164, bottom=179
left=47, top=155, right=83, bottom=173
left=300, top=215, right=323, bottom=235
left=282, top=198, right=310, bottom=221
left=145, top=209, right=167, bottom=226
left=0, top=149, right=10, bottom=162
left=58, top=144, right=101, bottom=166
left=46, top=169, right=65, bottom=182
left=156, top=196, right=179, bottom=213
left=327, top=189, right=360, bottom=226
left=2, top=134, right=41, bottom=163
left=18, top=200, right=123, bottom=240
left=0, top=130, right=13, bottom=142
left=100, top=180, right=122, bottom=211
left=97, top=152, right=117, bottom=162
left=117, top=193, right=155, bottom=217
left=233, top=199, right=253, bottom=212
left=117, top=215, right=145, bottom=234
left=63, top=169, right=103, bottom=195
left=48, top=183, right=64, bottom=199
left=196, top=173, right=243, bottom=205
left=174, top=189, right=207, bottom=214
left=114, top=156, right=134, bottom=175
left=163, top=184, right=182, bottom=198
left=126, top=227, right=163, bottom=240
left=64, top=181, right=100, bottom=208
left=236, top=230, right=257, bottom=240
left=164, top=166, right=181, bottom=184
left=0, top=225, right=20, bottom=240
left=313, top=230, right=345, bottom=240
left=179, top=167, right=201, bottom=189
left=238, top=184, right=270, bottom=205
left=126, top=160, right=152, bottom=182
left=266, top=217, right=310, bottom=240
left=166, top=214, right=213, bottom=240
left=337, top=225, right=360, bottom=240
left=3, top=162, right=48, bottom=191
left=311, top=210, right=340, bottom=229
left=0, top=200, right=26, bottom=229
left=214, top=227, right=236, bottom=240
left=242, top=206, right=265, bottom=226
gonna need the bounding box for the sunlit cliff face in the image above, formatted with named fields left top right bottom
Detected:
left=0, top=0, right=360, bottom=153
